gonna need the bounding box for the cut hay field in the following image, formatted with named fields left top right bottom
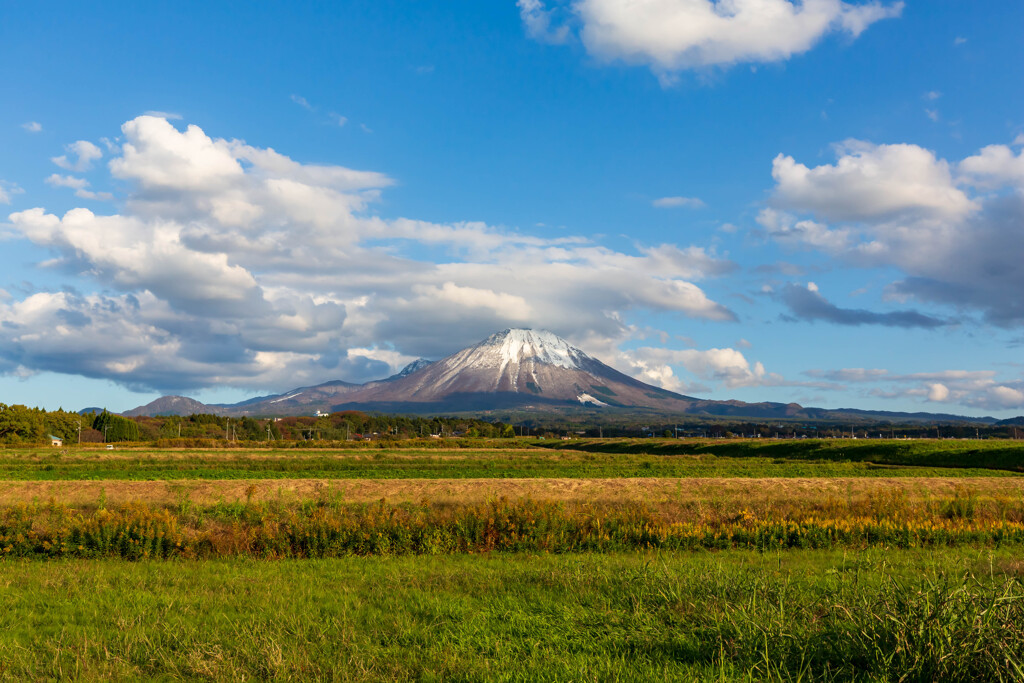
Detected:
left=2, top=438, right=1023, bottom=680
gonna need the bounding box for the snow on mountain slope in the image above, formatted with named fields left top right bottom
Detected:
left=340, top=328, right=693, bottom=409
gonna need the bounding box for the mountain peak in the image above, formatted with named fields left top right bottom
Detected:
left=396, top=358, right=434, bottom=377
left=478, top=328, right=589, bottom=370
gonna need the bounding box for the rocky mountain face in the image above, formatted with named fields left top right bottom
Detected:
left=119, top=329, right=996, bottom=423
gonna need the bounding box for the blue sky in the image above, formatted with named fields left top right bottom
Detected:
left=1, top=0, right=1023, bottom=416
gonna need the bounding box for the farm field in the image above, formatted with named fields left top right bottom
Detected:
left=2, top=438, right=1024, bottom=481
left=2, top=438, right=1023, bottom=680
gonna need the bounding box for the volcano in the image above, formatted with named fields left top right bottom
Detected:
left=122, top=329, right=998, bottom=424
left=331, top=328, right=693, bottom=411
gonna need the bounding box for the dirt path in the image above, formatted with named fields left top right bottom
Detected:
left=2, top=477, right=1022, bottom=506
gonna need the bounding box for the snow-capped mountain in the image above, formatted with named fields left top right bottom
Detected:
left=342, top=328, right=690, bottom=409
left=119, top=329, right=999, bottom=423
left=123, top=329, right=694, bottom=416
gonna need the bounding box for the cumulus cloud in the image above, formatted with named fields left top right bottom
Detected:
left=525, top=0, right=901, bottom=80
left=652, top=195, right=705, bottom=208
left=766, top=138, right=1024, bottom=326
left=21, top=121, right=42, bottom=133
left=959, top=142, right=1024, bottom=189
left=771, top=140, right=974, bottom=222
left=926, top=383, right=949, bottom=402
left=618, top=344, right=777, bottom=393
left=778, top=282, right=949, bottom=328
left=51, top=140, right=103, bottom=172
left=3, top=115, right=737, bottom=392
left=804, top=366, right=1024, bottom=410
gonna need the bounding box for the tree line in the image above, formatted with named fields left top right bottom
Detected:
left=3, top=402, right=1019, bottom=445
left=0, top=405, right=517, bottom=444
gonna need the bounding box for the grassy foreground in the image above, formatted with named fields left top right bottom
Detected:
left=1, top=549, right=1021, bottom=681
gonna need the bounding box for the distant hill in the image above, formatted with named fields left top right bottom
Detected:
left=78, top=407, right=108, bottom=416
left=122, top=395, right=213, bottom=417
left=122, top=328, right=999, bottom=424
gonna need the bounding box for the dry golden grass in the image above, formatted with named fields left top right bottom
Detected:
left=3, top=476, right=1023, bottom=508
left=0, top=446, right=559, bottom=461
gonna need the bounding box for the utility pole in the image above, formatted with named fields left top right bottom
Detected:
left=76, top=420, right=81, bottom=445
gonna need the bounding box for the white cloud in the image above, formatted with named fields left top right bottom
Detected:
left=619, top=345, right=774, bottom=392
left=51, top=140, right=103, bottom=172
left=569, top=0, right=901, bottom=78
left=411, top=282, right=533, bottom=321
left=991, top=385, right=1024, bottom=407
left=772, top=140, right=975, bottom=222
left=758, top=208, right=852, bottom=251
left=927, top=383, right=949, bottom=402
left=45, top=174, right=90, bottom=191
left=652, top=195, right=705, bottom=208
left=290, top=94, right=313, bottom=110
left=925, top=108, right=939, bottom=122
left=44, top=174, right=113, bottom=201
left=143, top=110, right=182, bottom=120
left=766, top=138, right=1024, bottom=326
left=805, top=367, right=889, bottom=382
left=959, top=142, right=1024, bottom=189
left=329, top=113, right=348, bottom=127
left=808, top=366, right=1024, bottom=410
left=0, top=181, right=23, bottom=205
left=3, top=115, right=737, bottom=392
left=954, top=36, right=967, bottom=46
left=21, top=121, right=42, bottom=133
left=518, top=0, right=570, bottom=44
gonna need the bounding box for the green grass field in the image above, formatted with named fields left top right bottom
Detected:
left=2, top=439, right=1023, bottom=480
left=1, top=549, right=1021, bottom=681
left=3, top=438, right=1024, bottom=680
left=551, top=437, right=1024, bottom=472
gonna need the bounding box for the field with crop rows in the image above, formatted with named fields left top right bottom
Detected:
left=2, top=438, right=1024, bottom=680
